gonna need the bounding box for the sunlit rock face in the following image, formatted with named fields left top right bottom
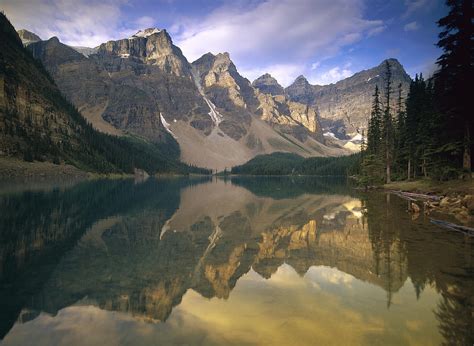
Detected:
left=286, top=59, right=412, bottom=138
left=27, top=32, right=209, bottom=143
left=255, top=91, right=324, bottom=143
left=97, top=29, right=191, bottom=77
left=25, top=31, right=344, bottom=169
left=192, top=52, right=258, bottom=140
left=16, top=29, right=41, bottom=45
left=252, top=73, right=285, bottom=96
left=253, top=75, right=325, bottom=143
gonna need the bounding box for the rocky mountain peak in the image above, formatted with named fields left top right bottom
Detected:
left=191, top=51, right=260, bottom=140
left=381, top=58, right=402, bottom=67
left=376, top=58, right=409, bottom=78
left=17, top=29, right=41, bottom=45
left=193, top=51, right=240, bottom=84
left=294, top=75, right=310, bottom=85
left=96, top=28, right=191, bottom=76
left=285, top=58, right=412, bottom=137
left=28, top=36, right=86, bottom=67
left=252, top=73, right=284, bottom=96
left=129, top=28, right=162, bottom=39
left=217, top=51, right=230, bottom=60
left=285, top=75, right=313, bottom=104
left=48, top=36, right=61, bottom=44
left=213, top=52, right=236, bottom=71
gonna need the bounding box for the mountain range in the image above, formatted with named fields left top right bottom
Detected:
left=0, top=13, right=207, bottom=175
left=2, top=14, right=413, bottom=172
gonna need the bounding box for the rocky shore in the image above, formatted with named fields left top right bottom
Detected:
left=385, top=179, right=474, bottom=226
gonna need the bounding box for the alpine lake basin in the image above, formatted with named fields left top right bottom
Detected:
left=0, top=176, right=472, bottom=346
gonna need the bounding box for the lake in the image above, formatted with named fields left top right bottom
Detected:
left=0, top=177, right=472, bottom=345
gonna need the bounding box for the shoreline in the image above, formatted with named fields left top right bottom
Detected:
left=0, top=158, right=214, bottom=180
left=1, top=158, right=471, bottom=225
left=383, top=179, right=474, bottom=225
left=0, top=157, right=89, bottom=179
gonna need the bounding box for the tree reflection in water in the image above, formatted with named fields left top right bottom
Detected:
left=0, top=177, right=472, bottom=344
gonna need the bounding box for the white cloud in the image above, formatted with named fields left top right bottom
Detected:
left=0, top=0, right=386, bottom=86
left=311, top=61, right=321, bottom=70
left=402, top=0, right=430, bottom=18
left=404, top=21, right=420, bottom=32
left=310, top=66, right=354, bottom=85
left=135, top=16, right=155, bottom=29
left=175, top=0, right=383, bottom=79
left=367, top=25, right=387, bottom=37
left=0, top=0, right=143, bottom=47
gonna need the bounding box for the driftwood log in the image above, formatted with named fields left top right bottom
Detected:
left=392, top=191, right=418, bottom=202
left=390, top=190, right=442, bottom=201
left=430, top=218, right=474, bottom=236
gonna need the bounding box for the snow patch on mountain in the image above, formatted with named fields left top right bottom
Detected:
left=190, top=67, right=223, bottom=126
left=367, top=75, right=379, bottom=82
left=129, top=28, right=161, bottom=39
left=204, top=97, right=223, bottom=126
left=323, top=131, right=337, bottom=138
left=350, top=133, right=363, bottom=142
left=160, top=113, right=177, bottom=139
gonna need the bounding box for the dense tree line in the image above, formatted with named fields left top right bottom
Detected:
left=361, top=0, right=472, bottom=184
left=231, top=152, right=360, bottom=176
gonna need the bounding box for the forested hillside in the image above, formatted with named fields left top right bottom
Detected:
left=0, top=12, right=209, bottom=175
left=360, top=1, right=472, bottom=184
left=231, top=152, right=360, bottom=176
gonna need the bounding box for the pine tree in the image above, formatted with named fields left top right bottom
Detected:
left=360, top=85, right=385, bottom=187
left=382, top=61, right=394, bottom=183
left=367, top=85, right=382, bottom=155
left=435, top=0, right=473, bottom=175
left=394, top=83, right=406, bottom=178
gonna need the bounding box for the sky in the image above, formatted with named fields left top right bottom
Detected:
left=0, top=0, right=448, bottom=86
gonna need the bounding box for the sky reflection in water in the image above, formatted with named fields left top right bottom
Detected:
left=0, top=177, right=472, bottom=345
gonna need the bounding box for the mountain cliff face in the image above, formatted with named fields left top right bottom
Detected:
left=1, top=14, right=206, bottom=174
left=0, top=14, right=92, bottom=162
left=27, top=30, right=210, bottom=143
left=286, top=59, right=412, bottom=138
left=191, top=52, right=258, bottom=140
left=24, top=29, right=346, bottom=170
left=253, top=73, right=324, bottom=143
left=7, top=19, right=414, bottom=168
left=97, top=28, right=191, bottom=77
left=16, top=29, right=41, bottom=45
left=252, top=73, right=285, bottom=96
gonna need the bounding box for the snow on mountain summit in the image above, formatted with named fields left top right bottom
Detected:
left=129, top=28, right=161, bottom=39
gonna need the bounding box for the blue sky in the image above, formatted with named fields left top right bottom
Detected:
left=0, top=0, right=447, bottom=86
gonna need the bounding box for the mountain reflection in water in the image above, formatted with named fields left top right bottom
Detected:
left=0, top=177, right=472, bottom=345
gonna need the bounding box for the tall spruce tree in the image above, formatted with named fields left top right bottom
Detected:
left=382, top=61, right=394, bottom=183
left=360, top=85, right=384, bottom=187
left=367, top=85, right=382, bottom=155
left=394, top=83, right=406, bottom=178
left=435, top=0, right=473, bottom=174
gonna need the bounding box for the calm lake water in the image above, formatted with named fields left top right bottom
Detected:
left=0, top=177, right=472, bottom=345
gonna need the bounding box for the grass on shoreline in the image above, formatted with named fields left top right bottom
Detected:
left=0, top=157, right=212, bottom=181
left=384, top=178, right=474, bottom=196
